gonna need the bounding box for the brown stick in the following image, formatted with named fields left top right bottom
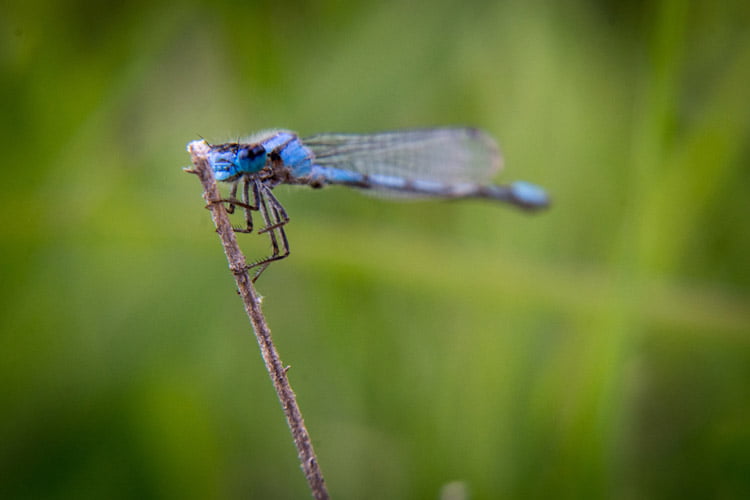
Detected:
left=186, top=140, right=329, bottom=500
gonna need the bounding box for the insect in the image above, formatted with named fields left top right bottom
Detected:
left=202, top=128, right=549, bottom=281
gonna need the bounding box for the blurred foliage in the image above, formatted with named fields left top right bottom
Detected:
left=1, top=0, right=749, bottom=498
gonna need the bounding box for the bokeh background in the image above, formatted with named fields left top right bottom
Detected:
left=2, top=0, right=749, bottom=498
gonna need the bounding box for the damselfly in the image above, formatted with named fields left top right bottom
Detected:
left=198, top=128, right=549, bottom=281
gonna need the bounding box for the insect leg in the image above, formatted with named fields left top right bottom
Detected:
left=246, top=183, right=290, bottom=282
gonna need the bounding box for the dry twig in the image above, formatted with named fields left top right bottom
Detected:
left=186, top=140, right=329, bottom=500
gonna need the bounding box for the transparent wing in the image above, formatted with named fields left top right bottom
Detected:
left=302, top=128, right=503, bottom=184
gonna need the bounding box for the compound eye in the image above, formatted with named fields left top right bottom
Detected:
left=238, top=144, right=265, bottom=162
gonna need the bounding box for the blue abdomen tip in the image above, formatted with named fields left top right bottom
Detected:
left=511, top=181, right=550, bottom=208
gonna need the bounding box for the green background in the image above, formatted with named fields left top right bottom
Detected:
left=2, top=0, right=749, bottom=498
